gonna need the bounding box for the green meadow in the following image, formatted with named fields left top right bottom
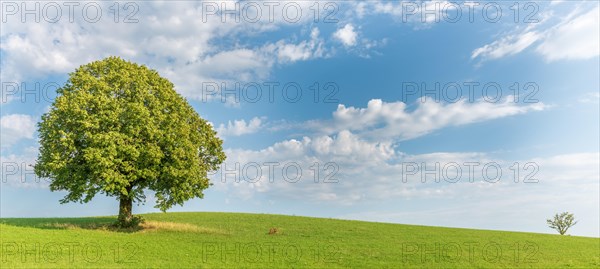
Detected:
left=1, top=212, right=598, bottom=268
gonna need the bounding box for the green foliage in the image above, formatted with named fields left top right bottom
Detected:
left=34, top=56, right=225, bottom=212
left=547, top=212, right=578, bottom=235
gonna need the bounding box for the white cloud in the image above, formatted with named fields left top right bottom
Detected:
left=536, top=8, right=600, bottom=61
left=212, top=96, right=550, bottom=205
left=217, top=117, right=265, bottom=137
left=472, top=4, right=600, bottom=62
left=208, top=95, right=549, bottom=205
left=213, top=131, right=397, bottom=205
left=216, top=131, right=599, bottom=211
left=333, top=24, right=358, bottom=47
left=303, top=97, right=546, bottom=141
left=1, top=114, right=37, bottom=147
left=265, top=28, right=327, bottom=63
left=221, top=119, right=599, bottom=236
left=471, top=31, right=541, bottom=60
left=0, top=1, right=334, bottom=101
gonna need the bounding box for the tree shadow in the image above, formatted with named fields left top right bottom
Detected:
left=0, top=217, right=144, bottom=233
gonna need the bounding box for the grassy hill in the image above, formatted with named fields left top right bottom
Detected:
left=1, top=212, right=598, bottom=268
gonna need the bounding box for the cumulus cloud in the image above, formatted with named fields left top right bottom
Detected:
left=211, top=96, right=550, bottom=205
left=213, top=131, right=396, bottom=204
left=333, top=24, right=358, bottom=47
left=302, top=97, right=546, bottom=141
left=1, top=114, right=37, bottom=147
left=216, top=117, right=265, bottom=137
left=214, top=130, right=598, bottom=210
left=263, top=27, right=327, bottom=63
left=0, top=1, right=335, bottom=100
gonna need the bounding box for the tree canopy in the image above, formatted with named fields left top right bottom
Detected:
left=547, top=212, right=577, bottom=235
left=34, top=56, right=225, bottom=226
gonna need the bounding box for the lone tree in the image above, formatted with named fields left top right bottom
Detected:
left=34, top=57, right=226, bottom=227
left=547, top=212, right=578, bottom=235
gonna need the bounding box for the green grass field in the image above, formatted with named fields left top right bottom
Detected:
left=1, top=212, right=598, bottom=268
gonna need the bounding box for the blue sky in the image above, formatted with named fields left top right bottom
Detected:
left=1, top=1, right=599, bottom=236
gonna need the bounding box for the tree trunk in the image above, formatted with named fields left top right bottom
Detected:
left=118, top=186, right=133, bottom=226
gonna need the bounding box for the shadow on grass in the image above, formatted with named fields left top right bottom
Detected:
left=0, top=217, right=145, bottom=233
left=0, top=217, right=232, bottom=235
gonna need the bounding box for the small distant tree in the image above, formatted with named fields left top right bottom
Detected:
left=547, top=212, right=577, bottom=235
left=34, top=57, right=226, bottom=228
